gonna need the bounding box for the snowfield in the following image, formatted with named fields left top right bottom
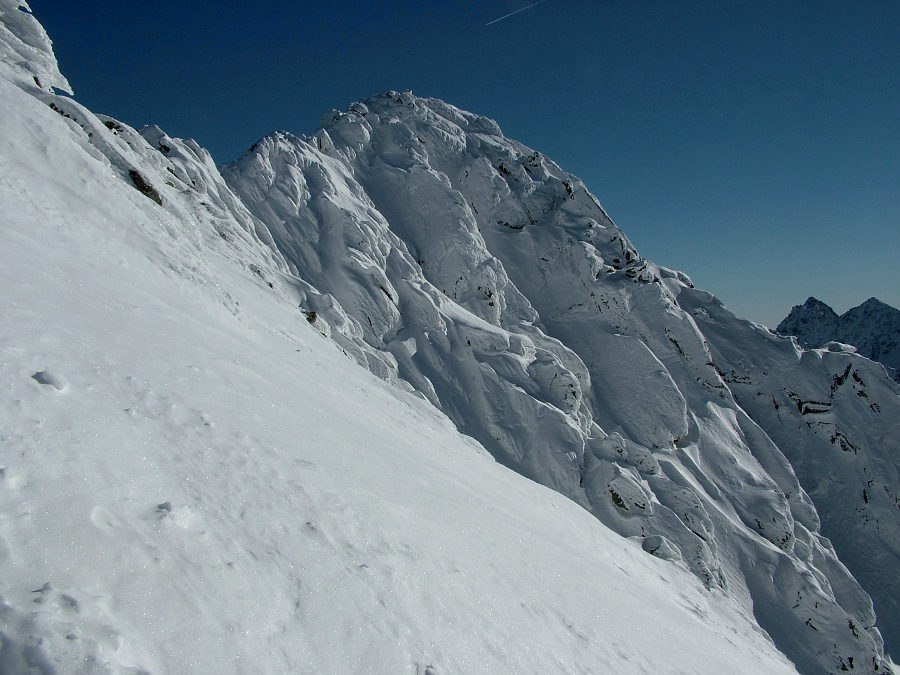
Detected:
left=1, top=2, right=898, bottom=673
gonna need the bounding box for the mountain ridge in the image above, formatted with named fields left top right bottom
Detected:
left=221, top=88, right=900, bottom=671
left=778, top=296, right=900, bottom=381
left=2, top=3, right=900, bottom=672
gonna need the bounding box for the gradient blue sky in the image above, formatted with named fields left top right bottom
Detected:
left=32, top=0, right=900, bottom=327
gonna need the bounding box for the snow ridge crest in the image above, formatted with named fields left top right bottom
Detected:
left=0, top=0, right=70, bottom=93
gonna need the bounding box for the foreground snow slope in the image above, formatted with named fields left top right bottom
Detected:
left=0, top=4, right=804, bottom=674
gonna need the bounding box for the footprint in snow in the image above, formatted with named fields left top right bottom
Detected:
left=156, top=502, right=203, bottom=530
left=31, top=582, right=80, bottom=614
left=32, top=369, right=66, bottom=390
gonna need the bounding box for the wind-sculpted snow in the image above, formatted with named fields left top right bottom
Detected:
left=222, top=127, right=596, bottom=501
left=223, top=91, right=897, bottom=673
left=0, top=0, right=70, bottom=94
left=685, top=289, right=900, bottom=660
left=0, top=19, right=812, bottom=673
left=3, top=5, right=899, bottom=670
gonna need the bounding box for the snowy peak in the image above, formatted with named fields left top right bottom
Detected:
left=224, top=91, right=900, bottom=672
left=2, top=67, right=804, bottom=674
left=778, top=296, right=900, bottom=380
left=800, top=296, right=840, bottom=320
left=0, top=0, right=70, bottom=93
left=319, top=89, right=506, bottom=144
left=778, top=297, right=841, bottom=349
left=0, top=32, right=809, bottom=672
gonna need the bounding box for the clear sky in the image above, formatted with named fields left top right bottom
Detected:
left=31, top=0, right=900, bottom=327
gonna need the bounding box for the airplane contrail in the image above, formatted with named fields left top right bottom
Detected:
left=485, top=0, right=549, bottom=26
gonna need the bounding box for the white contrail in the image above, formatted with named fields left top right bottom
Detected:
left=485, top=0, right=549, bottom=26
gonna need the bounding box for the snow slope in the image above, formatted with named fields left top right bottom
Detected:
left=778, top=297, right=900, bottom=382
left=0, top=4, right=804, bottom=674
left=1, top=3, right=898, bottom=673
left=685, top=291, right=900, bottom=663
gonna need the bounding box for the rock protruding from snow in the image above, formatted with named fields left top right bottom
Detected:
left=779, top=297, right=900, bottom=381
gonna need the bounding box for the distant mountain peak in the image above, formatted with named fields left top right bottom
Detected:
left=860, top=296, right=890, bottom=309
left=778, top=296, right=900, bottom=381
left=803, top=295, right=836, bottom=310
left=776, top=298, right=839, bottom=348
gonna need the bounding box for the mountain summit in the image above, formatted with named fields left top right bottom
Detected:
left=218, top=91, right=900, bottom=672
left=2, top=3, right=900, bottom=673
left=778, top=297, right=900, bottom=381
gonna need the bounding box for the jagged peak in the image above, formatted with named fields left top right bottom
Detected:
left=780, top=297, right=839, bottom=323
left=0, top=0, right=71, bottom=93
left=318, top=89, right=506, bottom=140
left=799, top=296, right=837, bottom=312
left=857, top=297, right=894, bottom=312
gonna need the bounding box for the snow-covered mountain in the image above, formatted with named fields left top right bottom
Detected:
left=778, top=297, right=900, bottom=382
left=2, top=3, right=899, bottom=673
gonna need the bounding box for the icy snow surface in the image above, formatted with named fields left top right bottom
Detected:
left=2, top=4, right=900, bottom=673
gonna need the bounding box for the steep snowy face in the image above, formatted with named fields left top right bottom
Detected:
left=779, top=297, right=900, bottom=381
left=0, top=72, right=808, bottom=675
left=224, top=91, right=897, bottom=673
left=221, top=128, right=597, bottom=501
left=687, top=290, right=900, bottom=661
left=0, top=12, right=818, bottom=675
left=0, top=0, right=70, bottom=93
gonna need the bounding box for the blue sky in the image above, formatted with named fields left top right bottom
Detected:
left=32, top=0, right=900, bottom=327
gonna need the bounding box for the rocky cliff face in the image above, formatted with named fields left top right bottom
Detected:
left=779, top=297, right=900, bottom=382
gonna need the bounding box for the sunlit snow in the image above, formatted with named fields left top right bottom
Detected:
left=1, top=2, right=899, bottom=673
